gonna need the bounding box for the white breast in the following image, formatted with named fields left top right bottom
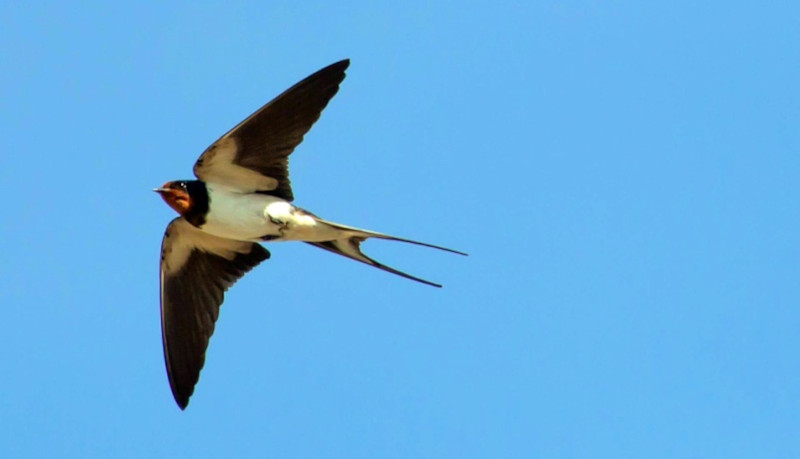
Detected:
left=200, top=183, right=283, bottom=241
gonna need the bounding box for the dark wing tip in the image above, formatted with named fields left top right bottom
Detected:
left=332, top=58, right=350, bottom=71
left=175, top=393, right=189, bottom=410
left=167, top=362, right=194, bottom=410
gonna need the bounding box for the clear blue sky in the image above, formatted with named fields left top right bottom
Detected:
left=2, top=2, right=798, bottom=457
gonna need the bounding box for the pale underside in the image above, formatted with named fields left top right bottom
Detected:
left=199, top=183, right=344, bottom=243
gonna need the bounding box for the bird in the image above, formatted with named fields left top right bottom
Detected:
left=154, top=59, right=466, bottom=409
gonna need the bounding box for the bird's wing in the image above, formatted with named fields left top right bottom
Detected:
left=159, top=217, right=270, bottom=409
left=192, top=59, right=350, bottom=201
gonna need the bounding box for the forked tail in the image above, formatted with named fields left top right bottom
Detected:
left=306, top=219, right=467, bottom=288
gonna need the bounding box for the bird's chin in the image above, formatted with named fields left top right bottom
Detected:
left=155, top=190, right=190, bottom=215
left=169, top=200, right=191, bottom=215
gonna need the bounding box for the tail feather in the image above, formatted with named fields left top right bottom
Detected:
left=306, top=219, right=467, bottom=288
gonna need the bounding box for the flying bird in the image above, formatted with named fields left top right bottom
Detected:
left=154, top=59, right=466, bottom=409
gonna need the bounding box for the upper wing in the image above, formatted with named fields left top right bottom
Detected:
left=159, top=217, right=270, bottom=409
left=193, top=59, right=350, bottom=201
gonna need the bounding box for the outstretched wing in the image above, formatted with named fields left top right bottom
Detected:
left=193, top=59, right=350, bottom=201
left=159, top=218, right=270, bottom=409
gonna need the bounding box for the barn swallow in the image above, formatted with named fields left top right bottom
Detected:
left=155, top=59, right=466, bottom=409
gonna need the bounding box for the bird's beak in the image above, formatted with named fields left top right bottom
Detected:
left=153, top=187, right=170, bottom=193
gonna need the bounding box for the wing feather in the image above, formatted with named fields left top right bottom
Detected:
left=193, top=59, right=350, bottom=200
left=159, top=218, right=270, bottom=409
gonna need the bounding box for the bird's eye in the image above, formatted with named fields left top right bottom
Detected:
left=173, top=181, right=186, bottom=190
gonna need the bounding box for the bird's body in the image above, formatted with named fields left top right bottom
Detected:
left=201, top=183, right=310, bottom=242
left=170, top=180, right=353, bottom=242
left=155, top=59, right=465, bottom=410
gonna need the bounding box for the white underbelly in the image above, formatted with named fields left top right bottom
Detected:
left=200, top=186, right=281, bottom=241
left=198, top=184, right=344, bottom=243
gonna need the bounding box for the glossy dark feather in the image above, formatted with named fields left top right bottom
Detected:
left=193, top=59, right=350, bottom=200
left=160, top=218, right=270, bottom=409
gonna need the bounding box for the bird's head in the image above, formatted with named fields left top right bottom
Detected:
left=154, top=181, right=192, bottom=215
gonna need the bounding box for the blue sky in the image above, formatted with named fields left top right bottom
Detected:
left=2, top=1, right=798, bottom=457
